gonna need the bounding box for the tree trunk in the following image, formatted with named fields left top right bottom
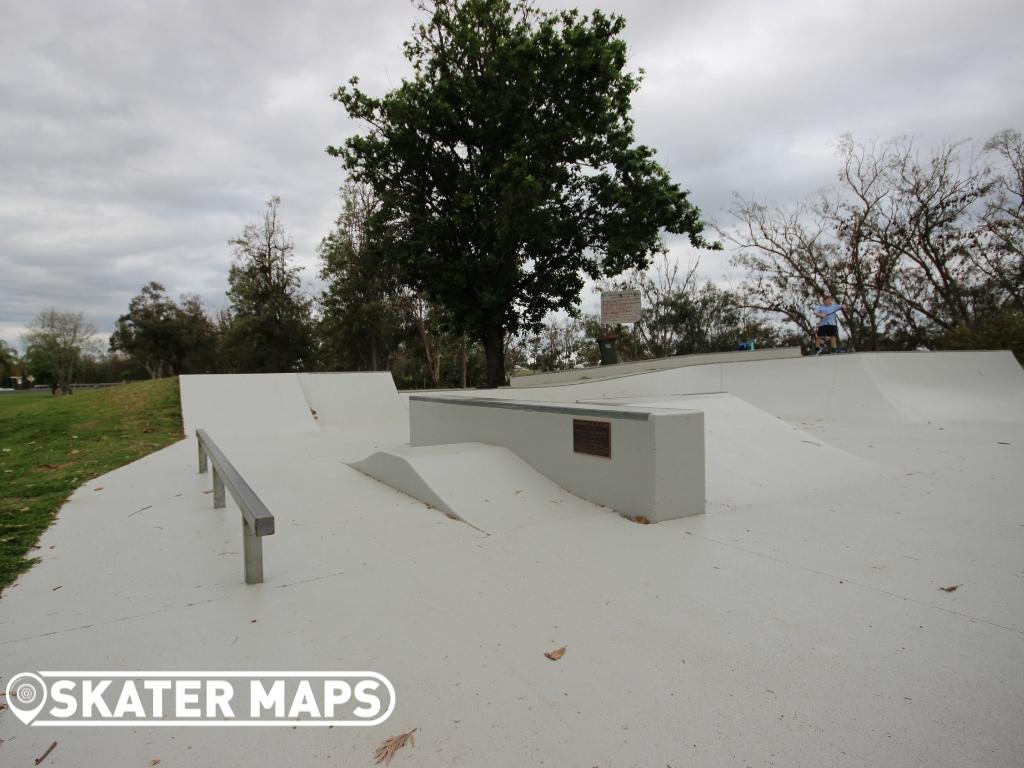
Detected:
left=458, top=336, right=467, bottom=388
left=482, top=324, right=505, bottom=388
left=369, top=332, right=379, bottom=371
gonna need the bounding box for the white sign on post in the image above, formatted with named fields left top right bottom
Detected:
left=600, top=289, right=642, bottom=325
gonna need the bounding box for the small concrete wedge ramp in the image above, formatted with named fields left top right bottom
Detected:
left=349, top=442, right=607, bottom=534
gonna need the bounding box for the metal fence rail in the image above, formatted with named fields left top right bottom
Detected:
left=196, top=428, right=275, bottom=584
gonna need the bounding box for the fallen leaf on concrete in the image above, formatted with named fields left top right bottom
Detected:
left=939, top=584, right=962, bottom=592
left=545, top=645, right=567, bottom=661
left=630, top=516, right=651, bottom=525
left=374, top=727, right=417, bottom=765
left=149, top=760, right=161, bottom=766
left=51, top=585, right=62, bottom=591
left=202, top=490, right=213, bottom=494
left=93, top=487, right=104, bottom=492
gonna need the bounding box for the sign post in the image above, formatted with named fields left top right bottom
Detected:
left=600, top=289, right=642, bottom=325
left=599, top=289, right=642, bottom=364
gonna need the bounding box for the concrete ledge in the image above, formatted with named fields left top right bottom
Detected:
left=509, top=346, right=802, bottom=388
left=410, top=395, right=705, bottom=521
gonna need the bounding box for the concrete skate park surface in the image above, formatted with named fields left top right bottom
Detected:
left=2, top=353, right=1023, bottom=766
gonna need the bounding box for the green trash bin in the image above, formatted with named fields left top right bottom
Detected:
left=596, top=334, right=619, bottom=365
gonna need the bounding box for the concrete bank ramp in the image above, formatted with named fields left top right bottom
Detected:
left=582, top=393, right=882, bottom=506
left=503, top=351, right=1024, bottom=424
left=297, top=372, right=406, bottom=427
left=180, top=372, right=406, bottom=436
left=180, top=373, right=318, bottom=436
left=859, top=350, right=1024, bottom=423
left=350, top=443, right=606, bottom=535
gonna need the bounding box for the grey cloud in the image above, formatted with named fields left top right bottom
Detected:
left=2, top=0, right=1021, bottom=347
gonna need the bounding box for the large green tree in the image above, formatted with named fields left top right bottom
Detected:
left=318, top=183, right=403, bottom=371
left=331, top=0, right=713, bottom=386
left=222, top=197, right=314, bottom=372
left=110, top=282, right=219, bottom=378
left=110, top=282, right=180, bottom=378
left=21, top=309, right=97, bottom=394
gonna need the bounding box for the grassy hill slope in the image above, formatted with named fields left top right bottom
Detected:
left=0, top=379, right=183, bottom=591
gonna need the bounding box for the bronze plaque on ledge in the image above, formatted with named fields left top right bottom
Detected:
left=573, top=419, right=611, bottom=457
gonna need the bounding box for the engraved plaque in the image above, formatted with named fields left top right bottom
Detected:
left=573, top=419, right=611, bottom=457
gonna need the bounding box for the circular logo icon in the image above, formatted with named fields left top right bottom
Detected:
left=5, top=672, right=48, bottom=725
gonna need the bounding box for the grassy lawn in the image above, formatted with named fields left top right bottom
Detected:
left=0, top=378, right=183, bottom=592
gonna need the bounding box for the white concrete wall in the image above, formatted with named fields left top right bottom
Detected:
left=409, top=395, right=705, bottom=521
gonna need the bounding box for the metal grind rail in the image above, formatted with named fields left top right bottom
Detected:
left=196, top=428, right=275, bottom=584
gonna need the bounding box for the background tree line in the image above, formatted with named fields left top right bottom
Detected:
left=726, top=130, right=1024, bottom=359
left=7, top=126, right=1020, bottom=394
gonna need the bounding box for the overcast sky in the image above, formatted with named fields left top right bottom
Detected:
left=2, top=0, right=1022, bottom=349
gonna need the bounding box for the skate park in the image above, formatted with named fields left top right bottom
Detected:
left=1, top=348, right=1022, bottom=766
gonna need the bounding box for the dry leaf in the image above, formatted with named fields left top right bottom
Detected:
left=374, top=728, right=417, bottom=765
left=34, top=740, right=58, bottom=765
left=93, top=487, right=104, bottom=492
left=939, top=584, right=962, bottom=592
left=545, top=645, right=567, bottom=661
left=631, top=515, right=651, bottom=525
left=149, top=761, right=161, bottom=767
